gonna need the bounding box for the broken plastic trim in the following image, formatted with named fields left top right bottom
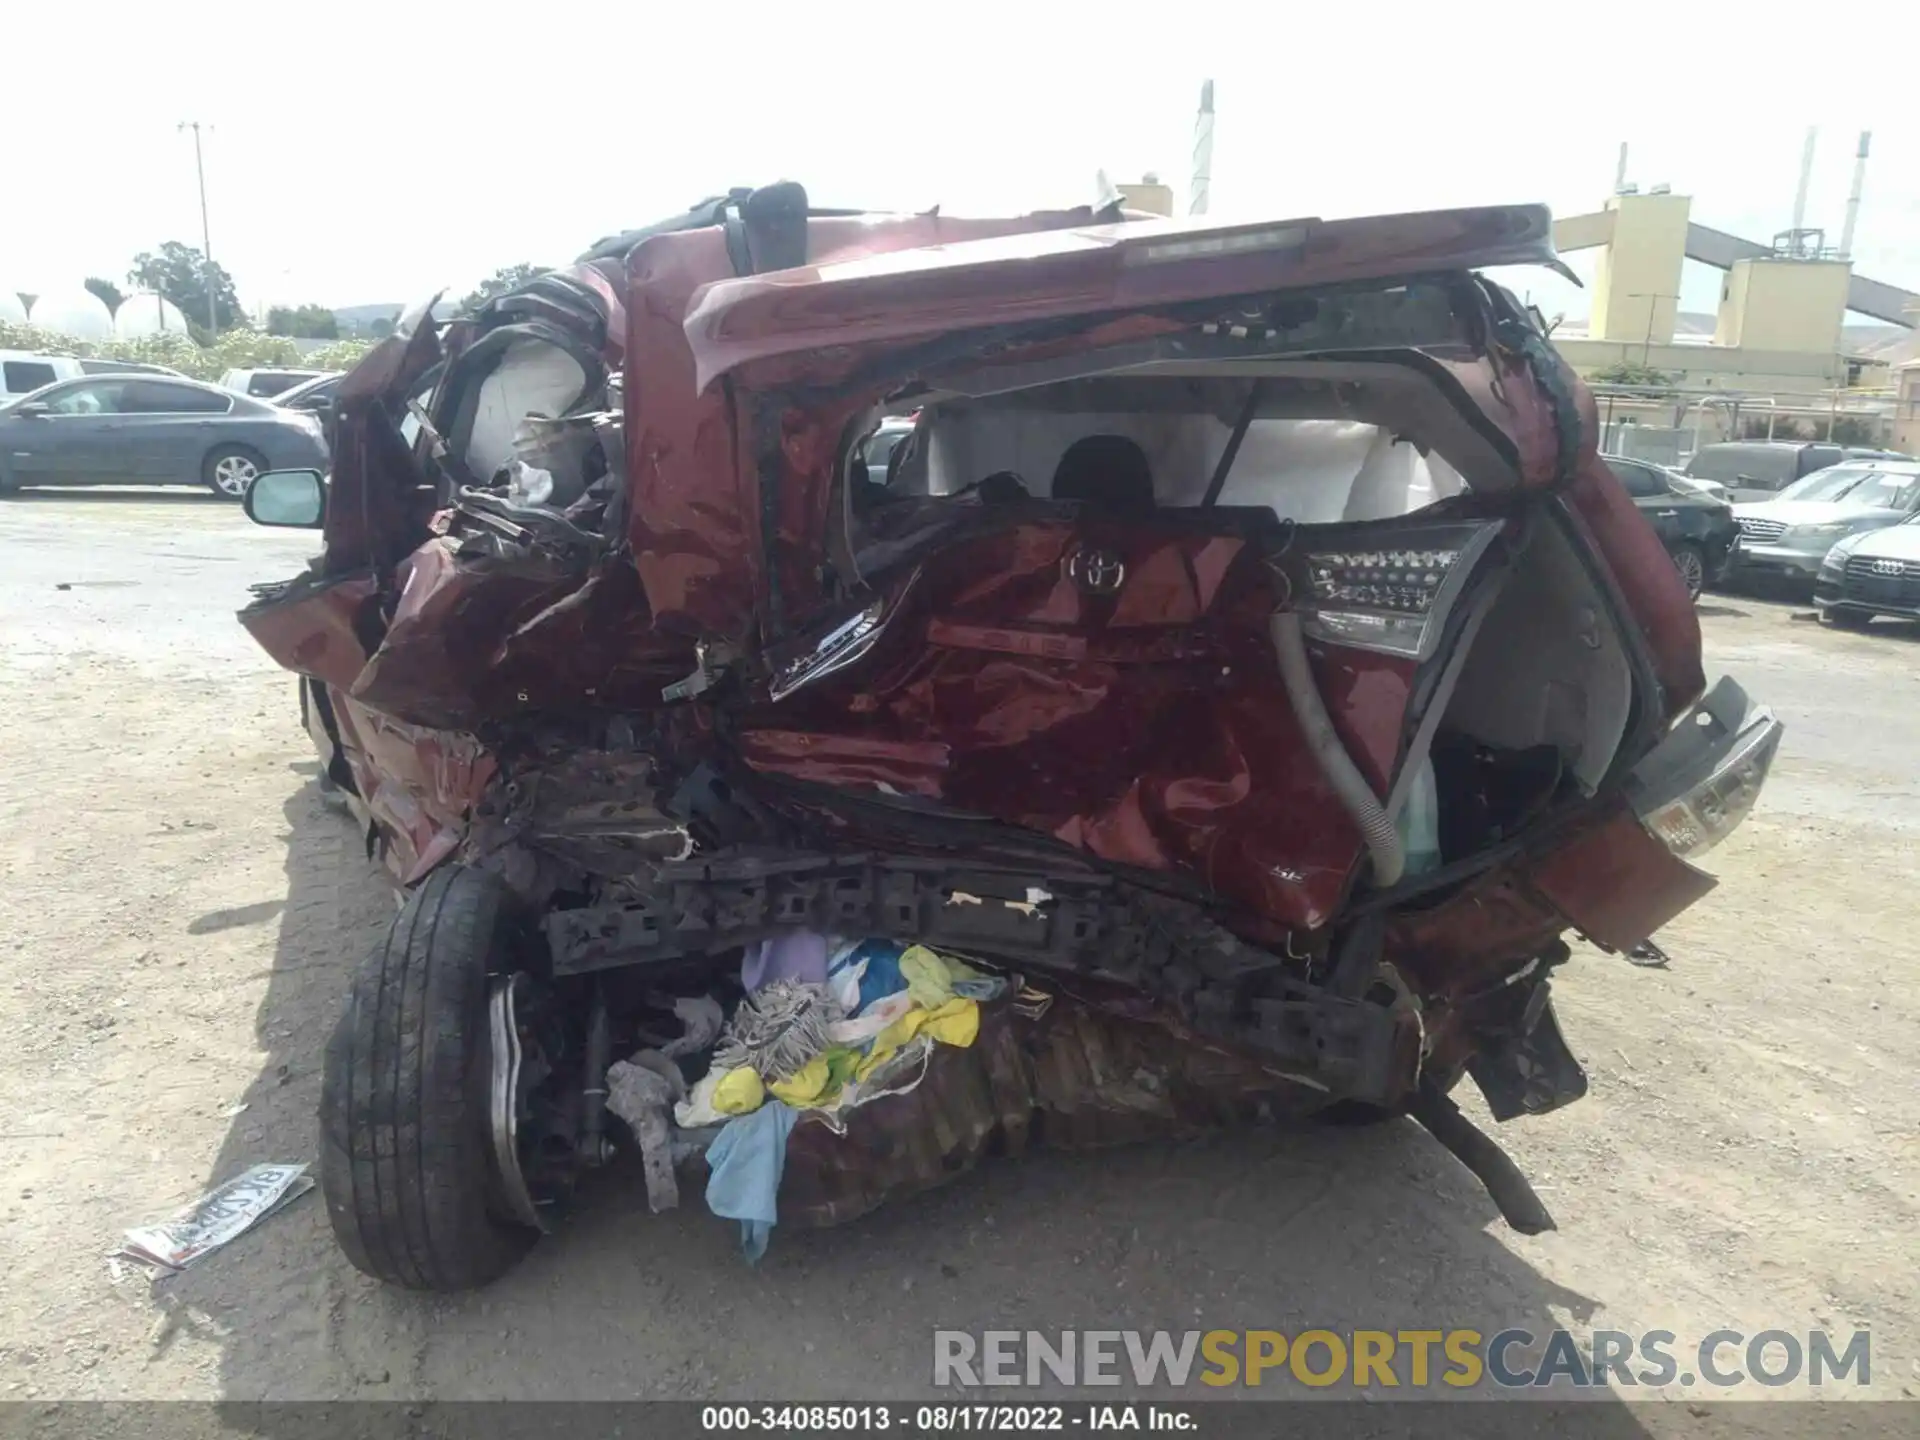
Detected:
left=765, top=568, right=918, bottom=703
left=1626, top=676, right=1784, bottom=860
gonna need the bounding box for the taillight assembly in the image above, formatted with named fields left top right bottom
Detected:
left=1627, top=678, right=1785, bottom=860
left=1290, top=520, right=1503, bottom=662
left=1639, top=707, right=1784, bottom=858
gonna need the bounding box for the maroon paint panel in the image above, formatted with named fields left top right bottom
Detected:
left=239, top=575, right=378, bottom=693
left=1523, top=804, right=1717, bottom=951
left=319, top=317, right=444, bottom=577
left=1564, top=449, right=1707, bottom=718
left=736, top=519, right=1413, bottom=930
left=623, top=228, right=752, bottom=644
left=334, top=541, right=693, bottom=731
left=684, top=205, right=1557, bottom=392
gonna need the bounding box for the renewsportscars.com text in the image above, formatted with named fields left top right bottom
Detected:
left=933, top=1328, right=1871, bottom=1391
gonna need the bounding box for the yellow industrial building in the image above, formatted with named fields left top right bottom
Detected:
left=1549, top=188, right=1913, bottom=394
left=1126, top=126, right=1916, bottom=452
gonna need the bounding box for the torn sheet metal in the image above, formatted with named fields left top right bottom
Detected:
left=116, top=1163, right=313, bottom=1274
left=510, top=748, right=692, bottom=873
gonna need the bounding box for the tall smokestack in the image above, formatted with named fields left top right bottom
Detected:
left=1189, top=80, right=1214, bottom=216
left=1614, top=141, right=1629, bottom=194
left=1839, top=130, right=1870, bottom=260
left=1791, top=126, right=1818, bottom=239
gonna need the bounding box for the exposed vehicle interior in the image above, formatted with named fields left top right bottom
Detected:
left=830, top=358, right=1644, bottom=890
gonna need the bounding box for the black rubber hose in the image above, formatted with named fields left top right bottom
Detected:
left=1409, top=1083, right=1557, bottom=1235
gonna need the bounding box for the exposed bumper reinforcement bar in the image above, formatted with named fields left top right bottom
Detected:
left=544, top=850, right=1414, bottom=1110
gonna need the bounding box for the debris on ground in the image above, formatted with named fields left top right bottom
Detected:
left=115, top=1163, right=313, bottom=1275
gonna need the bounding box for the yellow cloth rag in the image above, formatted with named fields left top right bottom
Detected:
left=767, top=1047, right=864, bottom=1110
left=900, top=946, right=986, bottom=1009
left=854, top=997, right=980, bottom=1080
left=768, top=1055, right=831, bottom=1107
left=712, top=1066, right=766, bottom=1115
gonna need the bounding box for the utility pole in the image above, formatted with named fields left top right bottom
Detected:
left=178, top=121, right=217, bottom=336
left=1188, top=81, right=1214, bottom=216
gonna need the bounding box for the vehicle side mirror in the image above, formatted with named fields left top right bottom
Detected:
left=12, top=401, right=49, bottom=419
left=244, top=468, right=327, bottom=528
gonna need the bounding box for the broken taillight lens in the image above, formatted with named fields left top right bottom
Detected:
left=1639, top=704, right=1784, bottom=859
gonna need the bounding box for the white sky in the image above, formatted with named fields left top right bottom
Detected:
left=5, top=2, right=1917, bottom=325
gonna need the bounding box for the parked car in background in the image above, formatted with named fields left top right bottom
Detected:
left=218, top=367, right=331, bottom=401
left=271, top=372, right=345, bottom=452
left=1669, top=472, right=1729, bottom=502
left=272, top=372, right=342, bottom=410
left=1730, top=461, right=1920, bottom=586
left=1604, top=454, right=1738, bottom=600
left=1686, top=441, right=1913, bottom=504
left=1813, top=515, right=1920, bottom=628
left=76, top=359, right=189, bottom=378
left=1, top=351, right=86, bottom=404
left=0, top=374, right=329, bottom=497
left=5, top=354, right=195, bottom=405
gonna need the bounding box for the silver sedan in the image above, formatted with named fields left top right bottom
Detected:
left=1730, top=461, right=1920, bottom=584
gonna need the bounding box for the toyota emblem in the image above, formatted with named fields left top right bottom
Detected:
left=1872, top=558, right=1905, bottom=577
left=1065, top=547, right=1127, bottom=595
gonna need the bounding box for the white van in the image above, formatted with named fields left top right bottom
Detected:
left=218, top=368, right=330, bottom=401
left=0, top=351, right=86, bottom=405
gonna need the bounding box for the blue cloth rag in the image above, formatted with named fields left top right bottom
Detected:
left=848, top=939, right=909, bottom=1013
left=705, top=1100, right=799, bottom=1262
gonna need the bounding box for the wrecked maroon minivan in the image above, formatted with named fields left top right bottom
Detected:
left=239, top=183, right=1781, bottom=1289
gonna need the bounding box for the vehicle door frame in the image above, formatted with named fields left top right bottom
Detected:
left=7, top=378, right=135, bottom=484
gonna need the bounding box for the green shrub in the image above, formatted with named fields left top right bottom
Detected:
left=0, top=321, right=374, bottom=382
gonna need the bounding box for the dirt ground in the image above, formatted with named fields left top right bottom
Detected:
left=1, top=492, right=1915, bottom=1427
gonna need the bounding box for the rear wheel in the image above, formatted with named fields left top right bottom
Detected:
left=318, top=865, right=544, bottom=1290
left=202, top=444, right=267, bottom=500
left=1670, top=542, right=1706, bottom=602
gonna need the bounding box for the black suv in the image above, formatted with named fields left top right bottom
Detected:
left=1606, top=454, right=1738, bottom=600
